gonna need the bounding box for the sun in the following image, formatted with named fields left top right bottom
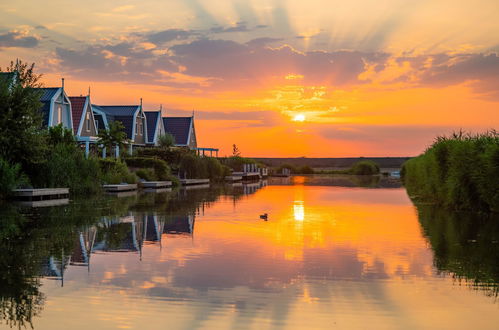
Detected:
left=292, top=114, right=306, bottom=122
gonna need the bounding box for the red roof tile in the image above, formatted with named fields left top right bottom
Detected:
left=69, top=96, right=87, bottom=134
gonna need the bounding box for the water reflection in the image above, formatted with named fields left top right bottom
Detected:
left=0, top=177, right=498, bottom=329
left=416, top=205, right=499, bottom=297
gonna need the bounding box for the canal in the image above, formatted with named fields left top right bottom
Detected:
left=1, top=176, right=498, bottom=329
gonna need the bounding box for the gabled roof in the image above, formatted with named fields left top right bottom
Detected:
left=68, top=96, right=87, bottom=133
left=97, top=105, right=139, bottom=116
left=145, top=111, right=161, bottom=143
left=34, top=87, right=61, bottom=126
left=92, top=105, right=140, bottom=140
left=163, top=117, right=193, bottom=145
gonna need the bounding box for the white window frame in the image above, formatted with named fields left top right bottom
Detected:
left=86, top=112, right=91, bottom=132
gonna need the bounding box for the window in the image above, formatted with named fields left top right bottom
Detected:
left=57, top=106, right=62, bottom=124
left=86, top=112, right=90, bottom=131
left=95, top=120, right=99, bottom=131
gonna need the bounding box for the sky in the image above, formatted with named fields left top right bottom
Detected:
left=0, top=0, right=498, bottom=157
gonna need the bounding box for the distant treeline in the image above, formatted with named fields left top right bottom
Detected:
left=254, top=157, right=412, bottom=169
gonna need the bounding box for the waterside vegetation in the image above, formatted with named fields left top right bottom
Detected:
left=402, top=131, right=499, bottom=213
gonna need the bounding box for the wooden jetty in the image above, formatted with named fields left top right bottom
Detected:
left=180, top=179, right=210, bottom=186
left=225, top=175, right=242, bottom=182
left=140, top=181, right=172, bottom=189
left=12, top=188, right=69, bottom=201
left=102, top=184, right=138, bottom=192
left=16, top=198, right=70, bottom=208
left=232, top=172, right=261, bottom=180
left=143, top=187, right=172, bottom=193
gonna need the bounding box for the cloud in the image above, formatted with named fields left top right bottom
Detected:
left=0, top=31, right=39, bottom=48
left=145, top=29, right=198, bottom=45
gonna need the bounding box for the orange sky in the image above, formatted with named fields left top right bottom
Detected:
left=1, top=0, right=498, bottom=156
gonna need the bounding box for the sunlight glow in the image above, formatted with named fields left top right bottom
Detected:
left=293, top=114, right=306, bottom=122
left=293, top=201, right=305, bottom=221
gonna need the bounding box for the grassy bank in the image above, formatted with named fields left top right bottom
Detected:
left=402, top=131, right=499, bottom=212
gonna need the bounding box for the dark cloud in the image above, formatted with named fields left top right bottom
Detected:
left=0, top=31, right=38, bottom=48
left=210, top=22, right=248, bottom=33
left=246, top=37, right=283, bottom=48
left=145, top=29, right=197, bottom=45
left=170, top=39, right=377, bottom=86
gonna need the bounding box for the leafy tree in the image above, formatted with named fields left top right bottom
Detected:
left=232, top=144, right=241, bottom=157
left=97, top=121, right=128, bottom=157
left=47, top=124, right=75, bottom=146
left=158, top=132, right=175, bottom=149
left=0, top=60, right=46, bottom=176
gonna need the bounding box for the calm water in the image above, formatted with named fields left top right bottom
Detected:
left=1, top=176, right=498, bottom=329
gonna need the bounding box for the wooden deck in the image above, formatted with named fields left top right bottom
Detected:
left=143, top=187, right=172, bottom=193
left=232, top=172, right=261, bottom=180
left=225, top=176, right=242, bottom=182
left=11, top=188, right=69, bottom=201
left=102, top=184, right=138, bottom=192
left=182, top=184, right=210, bottom=190
left=140, top=181, right=172, bottom=189
left=16, top=198, right=70, bottom=208
left=180, top=179, right=210, bottom=186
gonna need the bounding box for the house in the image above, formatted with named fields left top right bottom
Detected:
left=35, top=82, right=73, bottom=132
left=145, top=110, right=166, bottom=146
left=92, top=103, right=147, bottom=152
left=69, top=95, right=99, bottom=156
left=162, top=116, right=197, bottom=149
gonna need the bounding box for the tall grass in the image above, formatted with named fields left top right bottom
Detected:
left=402, top=130, right=499, bottom=212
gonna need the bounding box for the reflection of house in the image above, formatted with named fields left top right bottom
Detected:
left=92, top=104, right=147, bottom=147
left=40, top=255, right=71, bottom=283
left=162, top=116, right=197, bottom=149
left=163, top=214, right=195, bottom=234
left=93, top=217, right=142, bottom=253
left=35, top=83, right=73, bottom=131
left=69, top=95, right=99, bottom=156
left=145, top=111, right=166, bottom=146
left=70, top=227, right=97, bottom=266
left=143, top=215, right=162, bottom=242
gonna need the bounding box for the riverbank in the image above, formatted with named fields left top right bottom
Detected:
left=402, top=131, right=498, bottom=213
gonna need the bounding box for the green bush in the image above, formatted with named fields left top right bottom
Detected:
left=348, top=160, right=380, bottom=175
left=221, top=156, right=256, bottom=172
left=402, top=131, right=499, bottom=212
left=99, top=158, right=137, bottom=184
left=298, top=165, right=315, bottom=174
left=125, top=157, right=173, bottom=181
left=179, top=153, right=207, bottom=179
left=135, top=168, right=157, bottom=181
left=276, top=163, right=297, bottom=174
left=39, top=144, right=103, bottom=194
left=0, top=158, right=27, bottom=198
left=203, top=157, right=224, bottom=181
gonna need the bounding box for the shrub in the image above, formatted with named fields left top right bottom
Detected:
left=125, top=157, right=172, bottom=181
left=348, top=160, right=380, bottom=175
left=221, top=156, right=256, bottom=172
left=158, top=133, right=175, bottom=149
left=135, top=169, right=157, bottom=181
left=402, top=130, right=499, bottom=212
left=203, top=157, right=224, bottom=181
left=298, top=165, right=315, bottom=174
left=0, top=158, right=27, bottom=198
left=39, top=144, right=103, bottom=194
left=179, top=153, right=207, bottom=179
left=99, top=158, right=137, bottom=184
left=277, top=163, right=298, bottom=174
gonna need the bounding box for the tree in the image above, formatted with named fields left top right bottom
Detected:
left=158, top=133, right=175, bottom=149
left=97, top=121, right=128, bottom=156
left=0, top=60, right=46, bottom=176
left=232, top=144, right=241, bottom=157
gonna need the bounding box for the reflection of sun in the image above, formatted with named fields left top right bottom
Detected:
left=293, top=201, right=305, bottom=221
left=292, top=114, right=306, bottom=122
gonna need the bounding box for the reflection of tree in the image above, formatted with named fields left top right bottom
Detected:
left=417, top=205, right=499, bottom=297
